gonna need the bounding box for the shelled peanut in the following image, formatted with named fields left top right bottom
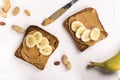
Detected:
left=24, top=9, right=31, bottom=16
left=61, top=55, right=72, bottom=70
left=0, top=8, right=7, bottom=18
left=12, top=7, right=20, bottom=16
left=3, top=0, right=11, bottom=13
left=12, top=25, right=25, bottom=34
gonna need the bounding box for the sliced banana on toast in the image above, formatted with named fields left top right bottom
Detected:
left=81, top=29, right=91, bottom=42
left=26, top=34, right=36, bottom=48
left=36, top=37, right=49, bottom=49
left=75, top=26, right=86, bottom=39
left=33, top=31, right=43, bottom=44
left=25, top=31, right=53, bottom=56
left=39, top=45, right=52, bottom=56
left=71, top=21, right=84, bottom=32
left=71, top=20, right=101, bottom=42
left=90, top=28, right=100, bottom=41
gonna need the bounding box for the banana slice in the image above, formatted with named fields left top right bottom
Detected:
left=71, top=21, right=84, bottom=32
left=90, top=28, right=100, bottom=41
left=36, top=37, right=49, bottom=49
left=39, top=45, right=52, bottom=56
left=75, top=26, right=87, bottom=39
left=81, top=29, right=91, bottom=42
left=26, top=34, right=36, bottom=48
left=33, top=31, right=42, bottom=44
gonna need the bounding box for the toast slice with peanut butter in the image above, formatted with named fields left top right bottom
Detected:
left=15, top=25, right=59, bottom=70
left=64, top=7, right=108, bottom=51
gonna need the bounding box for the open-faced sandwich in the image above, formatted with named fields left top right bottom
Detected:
left=15, top=25, right=59, bottom=70
left=64, top=7, right=108, bottom=51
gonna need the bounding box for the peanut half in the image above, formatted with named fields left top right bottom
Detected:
left=3, top=0, right=11, bottom=13
left=12, top=25, right=25, bottom=34
left=62, top=55, right=68, bottom=65
left=24, top=9, right=31, bottom=16
left=66, top=61, right=71, bottom=70
left=12, top=7, right=20, bottom=16
left=0, top=8, right=7, bottom=18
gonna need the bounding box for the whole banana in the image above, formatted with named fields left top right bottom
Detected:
left=87, top=51, right=120, bottom=72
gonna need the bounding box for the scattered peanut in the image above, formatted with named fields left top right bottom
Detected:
left=0, top=21, right=6, bottom=26
left=61, top=55, right=72, bottom=70
left=62, top=55, right=68, bottom=65
left=12, top=25, right=25, bottom=34
left=0, top=8, right=7, bottom=18
left=12, top=7, right=20, bottom=16
left=54, top=61, right=60, bottom=66
left=3, top=0, right=11, bottom=13
left=66, top=61, right=71, bottom=70
left=24, top=9, right=31, bottom=16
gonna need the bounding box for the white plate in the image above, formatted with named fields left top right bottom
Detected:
left=0, top=0, right=120, bottom=80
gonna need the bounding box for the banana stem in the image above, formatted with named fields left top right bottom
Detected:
left=87, top=62, right=104, bottom=68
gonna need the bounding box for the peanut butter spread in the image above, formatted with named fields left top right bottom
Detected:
left=67, top=8, right=107, bottom=46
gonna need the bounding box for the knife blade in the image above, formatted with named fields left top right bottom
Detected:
left=42, top=0, right=79, bottom=26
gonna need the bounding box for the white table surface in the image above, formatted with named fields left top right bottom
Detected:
left=0, top=0, right=120, bottom=80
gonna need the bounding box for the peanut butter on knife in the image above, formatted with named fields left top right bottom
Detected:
left=41, top=0, right=79, bottom=26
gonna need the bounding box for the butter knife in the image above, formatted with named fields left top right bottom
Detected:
left=42, top=0, right=79, bottom=26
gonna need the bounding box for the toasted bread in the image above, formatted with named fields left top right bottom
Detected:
left=15, top=25, right=59, bottom=70
left=64, top=7, right=108, bottom=51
